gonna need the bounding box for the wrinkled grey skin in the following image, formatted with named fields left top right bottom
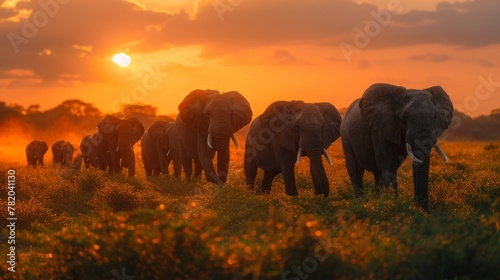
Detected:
left=26, top=140, right=48, bottom=167
left=340, top=83, right=453, bottom=211
left=98, top=115, right=145, bottom=177
left=80, top=133, right=104, bottom=169
left=141, top=120, right=182, bottom=177
left=244, top=101, right=342, bottom=197
left=52, top=140, right=75, bottom=167
left=176, top=89, right=252, bottom=184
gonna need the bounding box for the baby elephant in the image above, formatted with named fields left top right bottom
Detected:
left=52, top=140, right=75, bottom=167
left=244, top=101, right=342, bottom=197
left=26, top=140, right=48, bottom=167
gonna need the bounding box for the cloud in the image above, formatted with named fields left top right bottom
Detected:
left=0, top=0, right=499, bottom=86
left=144, top=0, right=500, bottom=54
left=138, top=0, right=376, bottom=56
left=0, top=6, right=16, bottom=19
left=358, top=59, right=371, bottom=68
left=265, top=50, right=307, bottom=65
left=0, top=0, right=169, bottom=84
left=384, top=0, right=500, bottom=48
left=409, top=53, right=452, bottom=62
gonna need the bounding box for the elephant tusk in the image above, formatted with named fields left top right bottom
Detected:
left=207, top=133, right=213, bottom=149
left=296, top=147, right=303, bottom=164
left=230, top=134, right=239, bottom=149
left=406, top=143, right=423, bottom=164
left=434, top=144, right=449, bottom=163
left=323, top=148, right=333, bottom=167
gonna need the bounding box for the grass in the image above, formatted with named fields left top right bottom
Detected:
left=0, top=141, right=499, bottom=279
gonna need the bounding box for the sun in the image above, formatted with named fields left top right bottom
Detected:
left=112, top=52, right=131, bottom=68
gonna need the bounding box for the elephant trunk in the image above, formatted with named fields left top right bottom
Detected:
left=302, top=133, right=330, bottom=197
left=309, top=151, right=330, bottom=198
left=215, top=133, right=231, bottom=183
left=118, top=135, right=135, bottom=176
left=407, top=133, right=434, bottom=212
left=413, top=156, right=430, bottom=212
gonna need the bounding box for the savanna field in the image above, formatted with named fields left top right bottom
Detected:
left=0, top=141, right=499, bottom=279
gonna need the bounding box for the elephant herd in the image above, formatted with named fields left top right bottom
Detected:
left=25, top=84, right=454, bottom=211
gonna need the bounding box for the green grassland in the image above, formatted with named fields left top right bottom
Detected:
left=0, top=141, right=499, bottom=279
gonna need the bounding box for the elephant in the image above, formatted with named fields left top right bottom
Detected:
left=80, top=133, right=103, bottom=169
left=97, top=115, right=145, bottom=177
left=176, top=89, right=252, bottom=184
left=52, top=140, right=75, bottom=167
left=141, top=120, right=182, bottom=177
left=340, top=83, right=453, bottom=211
left=244, top=101, right=342, bottom=197
left=73, top=155, right=83, bottom=171
left=25, top=140, right=48, bottom=167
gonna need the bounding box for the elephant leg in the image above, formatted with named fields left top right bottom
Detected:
left=128, top=151, right=135, bottom=177
left=152, top=168, right=161, bottom=176
left=343, top=144, right=364, bottom=197
left=244, top=158, right=258, bottom=190
left=197, top=134, right=221, bottom=184
left=381, top=170, right=398, bottom=195
left=193, top=158, right=202, bottom=178
left=144, top=160, right=152, bottom=176
left=184, top=159, right=193, bottom=181
left=279, top=150, right=298, bottom=196
left=257, top=170, right=280, bottom=194
left=372, top=170, right=383, bottom=196
left=173, top=152, right=182, bottom=178
left=179, top=142, right=193, bottom=180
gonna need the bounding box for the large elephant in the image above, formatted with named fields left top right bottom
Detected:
left=176, top=89, right=252, bottom=184
left=80, top=133, right=103, bottom=169
left=141, top=120, right=182, bottom=177
left=52, top=140, right=75, bottom=167
left=244, top=101, right=342, bottom=197
left=340, top=83, right=453, bottom=211
left=25, top=140, right=48, bottom=167
left=97, top=115, right=145, bottom=177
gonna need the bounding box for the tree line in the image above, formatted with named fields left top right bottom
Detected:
left=0, top=99, right=499, bottom=141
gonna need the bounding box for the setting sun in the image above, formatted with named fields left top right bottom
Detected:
left=112, top=52, right=131, bottom=68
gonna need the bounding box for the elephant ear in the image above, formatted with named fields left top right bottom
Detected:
left=178, top=89, right=218, bottom=132
left=223, top=91, right=253, bottom=132
left=98, top=115, right=121, bottom=135
left=148, top=120, right=168, bottom=142
left=359, top=83, right=406, bottom=144
left=425, top=86, right=453, bottom=137
left=261, top=100, right=304, bottom=152
left=314, top=103, right=342, bottom=149
left=128, top=117, right=145, bottom=144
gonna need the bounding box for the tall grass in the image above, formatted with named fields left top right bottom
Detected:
left=0, top=141, right=499, bottom=279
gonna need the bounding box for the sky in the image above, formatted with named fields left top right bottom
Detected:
left=0, top=0, right=499, bottom=117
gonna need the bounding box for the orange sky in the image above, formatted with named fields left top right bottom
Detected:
left=1, top=0, right=499, bottom=117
